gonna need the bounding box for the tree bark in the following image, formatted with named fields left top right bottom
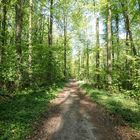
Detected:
left=121, top=1, right=137, bottom=55
left=107, top=0, right=112, bottom=88
left=0, top=0, right=7, bottom=88
left=95, top=17, right=100, bottom=88
left=48, top=0, right=53, bottom=47
left=47, top=0, right=53, bottom=83
left=15, top=0, right=23, bottom=88
left=28, top=0, right=33, bottom=84
left=115, top=14, right=120, bottom=60
left=1, top=0, right=7, bottom=64
left=138, top=0, right=140, bottom=11
left=78, top=47, right=81, bottom=78
left=64, top=15, right=67, bottom=78
left=86, top=43, right=89, bottom=79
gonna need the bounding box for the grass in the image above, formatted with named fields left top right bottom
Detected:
left=0, top=82, right=65, bottom=140
left=80, top=83, right=140, bottom=131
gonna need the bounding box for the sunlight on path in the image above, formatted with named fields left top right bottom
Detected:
left=30, top=80, right=119, bottom=140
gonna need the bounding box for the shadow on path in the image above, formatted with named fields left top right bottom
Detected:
left=29, top=80, right=121, bottom=140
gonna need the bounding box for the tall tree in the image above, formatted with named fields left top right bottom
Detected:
left=121, top=1, right=137, bottom=56
left=15, top=0, right=23, bottom=88
left=78, top=46, right=81, bottom=78
left=1, top=0, right=7, bottom=64
left=95, top=17, right=100, bottom=88
left=107, top=0, right=112, bottom=88
left=63, top=3, right=67, bottom=78
left=138, top=0, right=140, bottom=11
left=47, top=0, right=54, bottom=83
left=28, top=0, right=33, bottom=84
left=1, top=0, right=7, bottom=88
left=86, top=42, right=89, bottom=79
left=48, top=0, right=53, bottom=47
left=115, top=14, right=120, bottom=60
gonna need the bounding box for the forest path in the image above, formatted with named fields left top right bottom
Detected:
left=29, top=80, right=120, bottom=140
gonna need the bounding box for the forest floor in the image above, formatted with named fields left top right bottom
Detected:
left=28, top=80, right=140, bottom=140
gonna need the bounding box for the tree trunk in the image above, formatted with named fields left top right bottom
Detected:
left=1, top=0, right=7, bottom=64
left=82, top=50, right=85, bottom=78
left=48, top=0, right=53, bottom=47
left=47, top=0, right=53, bottom=83
left=0, top=2, right=2, bottom=87
left=78, top=47, right=81, bottom=78
left=115, top=14, right=120, bottom=60
left=112, top=22, right=114, bottom=63
left=86, top=43, right=89, bottom=79
left=95, top=17, right=100, bottom=88
left=0, top=0, right=7, bottom=88
left=64, top=15, right=67, bottom=78
left=39, top=14, right=45, bottom=44
left=28, top=0, right=33, bottom=84
left=138, top=0, right=140, bottom=11
left=121, top=1, right=137, bottom=55
left=107, top=1, right=112, bottom=88
left=15, top=0, right=23, bottom=88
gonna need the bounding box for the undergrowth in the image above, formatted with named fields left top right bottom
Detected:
left=0, top=82, right=65, bottom=140
left=80, top=83, right=140, bottom=131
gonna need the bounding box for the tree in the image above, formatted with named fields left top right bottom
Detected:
left=47, top=0, right=54, bottom=83
left=15, top=0, right=23, bottom=88
left=86, top=42, right=89, bottom=79
left=63, top=0, right=68, bottom=78
left=1, top=0, right=8, bottom=88
left=48, top=0, right=53, bottom=47
left=115, top=14, right=120, bottom=60
left=107, top=0, right=112, bottom=89
left=1, top=0, right=7, bottom=64
left=120, top=1, right=137, bottom=56
left=95, top=17, right=100, bottom=88
left=28, top=0, right=33, bottom=84
left=0, top=0, right=139, bottom=100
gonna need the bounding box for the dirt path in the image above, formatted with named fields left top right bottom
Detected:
left=29, top=80, right=123, bottom=140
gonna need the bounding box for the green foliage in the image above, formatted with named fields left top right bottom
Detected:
left=0, top=82, right=65, bottom=140
left=80, top=83, right=140, bottom=130
left=1, top=0, right=140, bottom=137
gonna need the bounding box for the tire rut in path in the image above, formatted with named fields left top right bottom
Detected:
left=30, top=80, right=120, bottom=140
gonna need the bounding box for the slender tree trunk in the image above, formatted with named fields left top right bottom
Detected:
left=64, top=15, right=67, bottom=78
left=107, top=1, right=112, bottom=89
left=0, top=1, right=1, bottom=41
left=63, top=0, right=68, bottom=78
left=41, top=17, right=45, bottom=43
left=1, top=0, right=7, bottom=88
left=115, top=15, right=120, bottom=60
left=47, top=17, right=50, bottom=45
left=48, top=0, right=53, bottom=47
left=121, top=2, right=137, bottom=55
left=1, top=0, right=7, bottom=64
left=138, top=0, right=140, bottom=11
left=47, top=0, right=53, bottom=83
left=28, top=0, right=33, bottom=84
left=121, top=1, right=136, bottom=89
left=78, top=47, right=81, bottom=78
left=15, top=0, right=23, bottom=88
left=39, top=14, right=45, bottom=43
left=125, top=32, right=133, bottom=89
left=81, top=50, right=85, bottom=78
left=95, top=17, right=100, bottom=88
left=86, top=43, right=89, bottom=79
left=112, top=22, right=114, bottom=63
